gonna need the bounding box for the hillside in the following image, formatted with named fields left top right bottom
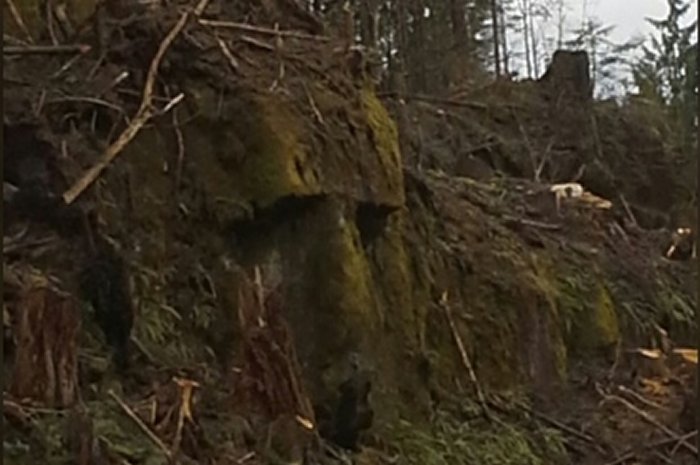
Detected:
left=3, top=1, right=697, bottom=465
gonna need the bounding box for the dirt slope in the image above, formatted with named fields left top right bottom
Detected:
left=3, top=1, right=696, bottom=465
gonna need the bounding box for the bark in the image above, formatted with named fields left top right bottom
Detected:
left=10, top=286, right=80, bottom=407
left=490, top=0, right=501, bottom=76
left=520, top=0, right=532, bottom=77
left=528, top=4, right=539, bottom=77
left=408, top=0, right=427, bottom=92
left=499, top=3, right=510, bottom=75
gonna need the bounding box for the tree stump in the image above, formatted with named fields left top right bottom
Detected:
left=538, top=50, right=592, bottom=101
left=10, top=286, right=80, bottom=407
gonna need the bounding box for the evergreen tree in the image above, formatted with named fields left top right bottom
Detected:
left=633, top=0, right=697, bottom=154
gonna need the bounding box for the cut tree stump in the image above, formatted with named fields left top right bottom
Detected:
left=10, top=286, right=80, bottom=408
left=538, top=50, right=592, bottom=101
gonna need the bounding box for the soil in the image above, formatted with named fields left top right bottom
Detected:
left=2, top=1, right=697, bottom=465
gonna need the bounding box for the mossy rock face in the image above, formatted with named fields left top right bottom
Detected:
left=180, top=82, right=404, bottom=212
left=561, top=274, right=620, bottom=356
left=360, top=88, right=404, bottom=205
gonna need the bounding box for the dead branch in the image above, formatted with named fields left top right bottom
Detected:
left=3, top=44, right=91, bottom=55
left=215, top=37, right=240, bottom=72
left=303, top=82, right=324, bottom=125
left=45, top=96, right=126, bottom=115
left=108, top=389, right=172, bottom=459
left=4, top=0, right=34, bottom=43
left=438, top=291, right=490, bottom=419
left=62, top=0, right=211, bottom=205
left=670, top=430, right=698, bottom=455
left=502, top=215, right=563, bottom=231
left=379, top=91, right=489, bottom=110
left=45, top=0, right=58, bottom=45
left=239, top=35, right=275, bottom=51
left=199, top=19, right=331, bottom=42
left=534, top=138, right=554, bottom=182
left=615, top=385, right=665, bottom=411
left=516, top=403, right=607, bottom=454
left=173, top=107, right=186, bottom=191
left=595, top=383, right=697, bottom=455
left=171, top=377, right=200, bottom=455
left=619, top=194, right=639, bottom=228
left=604, top=431, right=698, bottom=465
left=49, top=53, right=86, bottom=79
left=2, top=398, right=34, bottom=427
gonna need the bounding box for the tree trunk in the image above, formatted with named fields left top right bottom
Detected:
left=490, top=0, right=501, bottom=77
left=528, top=3, right=539, bottom=77
left=358, top=0, right=376, bottom=47
left=556, top=0, right=565, bottom=49
left=450, top=0, right=468, bottom=44
left=520, top=0, right=532, bottom=78
left=408, top=0, right=427, bottom=92
left=500, top=3, right=510, bottom=75
left=394, top=0, right=409, bottom=94
left=10, top=286, right=80, bottom=407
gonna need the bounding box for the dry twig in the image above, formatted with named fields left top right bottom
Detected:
left=45, top=0, right=58, bottom=45
left=172, top=107, right=186, bottom=190
left=521, top=404, right=607, bottom=454
left=595, top=383, right=697, bottom=455
left=3, top=44, right=90, bottom=55
left=199, top=19, right=331, bottom=42
left=604, top=431, right=697, bottom=465
left=108, top=389, right=172, bottom=459
left=4, top=0, right=34, bottom=43
left=239, top=35, right=275, bottom=51
left=215, top=37, right=240, bottom=72
left=616, top=385, right=665, bottom=411
left=62, top=0, right=211, bottom=204
left=438, top=291, right=490, bottom=418
left=619, top=194, right=639, bottom=227
left=171, top=377, right=200, bottom=455
left=502, top=215, right=563, bottom=231
left=379, top=91, right=489, bottom=110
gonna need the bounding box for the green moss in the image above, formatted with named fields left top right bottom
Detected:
left=369, top=213, right=417, bottom=345
left=591, top=282, right=620, bottom=346
left=305, top=201, right=378, bottom=372
left=184, top=85, right=319, bottom=209
left=360, top=87, right=404, bottom=204
left=518, top=254, right=569, bottom=383
left=316, top=212, right=375, bottom=329
left=568, top=279, right=620, bottom=353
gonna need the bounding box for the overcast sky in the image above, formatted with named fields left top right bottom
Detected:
left=503, top=0, right=697, bottom=95
left=575, top=0, right=697, bottom=45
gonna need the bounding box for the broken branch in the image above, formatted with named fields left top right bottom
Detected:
left=109, top=390, right=172, bottom=459
left=596, top=383, right=697, bottom=455
left=3, top=44, right=91, bottom=55
left=4, top=0, right=34, bottom=43
left=62, top=0, right=210, bottom=205
left=199, top=19, right=331, bottom=42
left=215, top=37, right=240, bottom=72
left=438, top=291, right=490, bottom=419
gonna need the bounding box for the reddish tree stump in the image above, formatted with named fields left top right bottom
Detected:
left=10, top=286, right=80, bottom=407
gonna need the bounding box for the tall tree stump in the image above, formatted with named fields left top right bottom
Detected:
left=10, top=286, right=80, bottom=407
left=538, top=50, right=592, bottom=101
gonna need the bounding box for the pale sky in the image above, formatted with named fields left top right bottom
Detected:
left=505, top=0, right=698, bottom=95
left=577, top=0, right=697, bottom=45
